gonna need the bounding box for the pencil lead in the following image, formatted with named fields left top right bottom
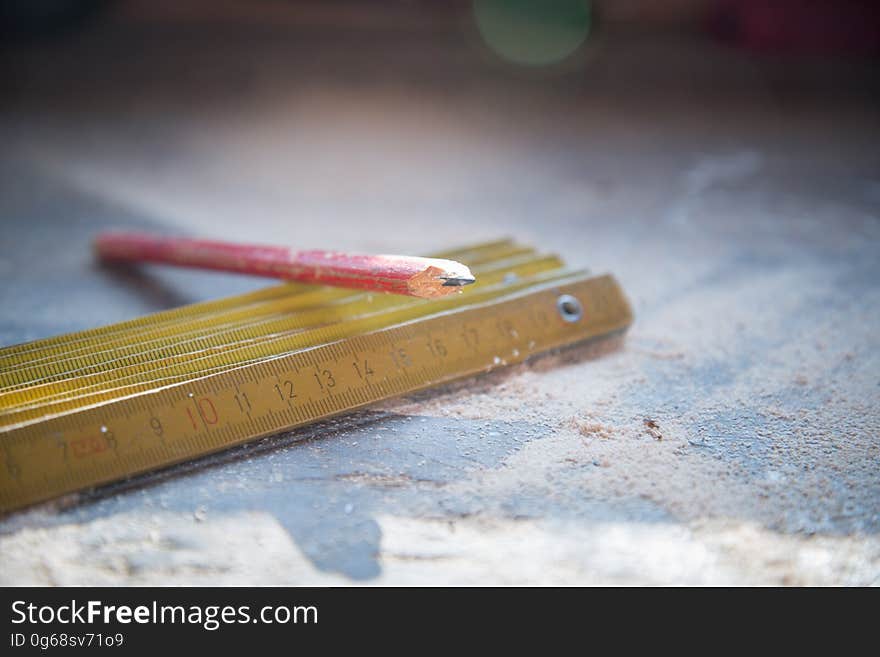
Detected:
left=440, top=275, right=476, bottom=287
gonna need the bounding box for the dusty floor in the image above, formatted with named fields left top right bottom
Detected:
left=0, top=9, right=878, bottom=584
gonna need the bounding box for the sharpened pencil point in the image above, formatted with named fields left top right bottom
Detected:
left=440, top=275, right=477, bottom=287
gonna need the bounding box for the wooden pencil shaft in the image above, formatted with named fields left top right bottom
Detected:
left=95, top=232, right=475, bottom=299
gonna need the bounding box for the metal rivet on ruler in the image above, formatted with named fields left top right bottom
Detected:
left=556, top=294, right=583, bottom=323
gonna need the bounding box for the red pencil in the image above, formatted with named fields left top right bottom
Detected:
left=94, top=232, right=476, bottom=299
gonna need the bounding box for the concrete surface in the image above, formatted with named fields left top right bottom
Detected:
left=0, top=9, right=878, bottom=585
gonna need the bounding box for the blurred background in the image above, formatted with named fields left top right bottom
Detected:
left=1, top=0, right=878, bottom=337
left=1, top=2, right=879, bottom=584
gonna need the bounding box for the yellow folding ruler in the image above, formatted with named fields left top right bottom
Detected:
left=0, top=240, right=633, bottom=513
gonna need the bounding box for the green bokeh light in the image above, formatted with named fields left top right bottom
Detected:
left=474, top=0, right=593, bottom=66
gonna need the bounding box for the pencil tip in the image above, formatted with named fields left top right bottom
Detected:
left=440, top=275, right=476, bottom=287
left=407, top=260, right=475, bottom=297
